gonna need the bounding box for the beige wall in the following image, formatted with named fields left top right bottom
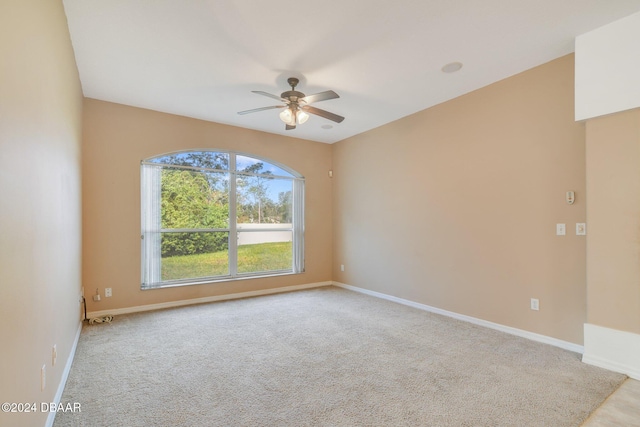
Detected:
left=586, top=109, right=640, bottom=335
left=82, top=99, right=332, bottom=313
left=333, top=55, right=587, bottom=344
left=0, top=1, right=83, bottom=426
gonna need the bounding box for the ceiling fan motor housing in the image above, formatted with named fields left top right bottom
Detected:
left=282, top=77, right=305, bottom=102
left=281, top=90, right=305, bottom=102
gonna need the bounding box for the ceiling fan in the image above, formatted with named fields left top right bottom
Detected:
left=238, top=77, right=344, bottom=130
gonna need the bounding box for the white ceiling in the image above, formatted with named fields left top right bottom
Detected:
left=62, top=0, right=640, bottom=144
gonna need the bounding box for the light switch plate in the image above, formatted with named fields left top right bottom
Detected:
left=531, top=298, right=539, bottom=311
left=576, top=223, right=586, bottom=236
left=556, top=223, right=566, bottom=236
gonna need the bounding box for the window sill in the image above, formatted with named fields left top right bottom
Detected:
left=141, top=270, right=302, bottom=290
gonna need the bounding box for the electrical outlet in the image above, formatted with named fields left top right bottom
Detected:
left=340, top=264, right=345, bottom=272
left=105, top=288, right=112, bottom=297
left=52, top=345, right=57, bottom=367
left=531, top=298, right=539, bottom=311
left=41, top=365, right=46, bottom=391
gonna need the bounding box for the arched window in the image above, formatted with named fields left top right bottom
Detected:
left=141, top=150, right=304, bottom=289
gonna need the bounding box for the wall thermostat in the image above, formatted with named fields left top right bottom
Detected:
left=566, top=191, right=575, bottom=205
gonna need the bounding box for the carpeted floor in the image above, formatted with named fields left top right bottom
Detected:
left=54, top=287, right=625, bottom=426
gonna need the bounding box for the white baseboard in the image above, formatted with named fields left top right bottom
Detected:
left=583, top=323, right=640, bottom=380
left=333, top=282, right=584, bottom=354
left=87, top=281, right=332, bottom=318
left=46, top=321, right=82, bottom=427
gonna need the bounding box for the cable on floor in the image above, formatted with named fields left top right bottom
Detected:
left=88, top=315, right=114, bottom=325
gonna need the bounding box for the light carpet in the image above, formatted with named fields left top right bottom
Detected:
left=54, top=287, right=625, bottom=426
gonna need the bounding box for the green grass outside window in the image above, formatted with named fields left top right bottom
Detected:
left=161, top=242, right=293, bottom=281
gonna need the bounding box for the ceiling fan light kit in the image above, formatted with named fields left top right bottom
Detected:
left=279, top=108, right=293, bottom=124
left=238, top=77, right=344, bottom=131
left=279, top=105, right=309, bottom=126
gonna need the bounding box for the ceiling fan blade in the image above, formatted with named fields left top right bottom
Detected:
left=302, top=105, right=345, bottom=123
left=285, top=124, right=296, bottom=130
left=252, top=90, right=286, bottom=102
left=300, top=90, right=339, bottom=104
left=237, top=105, right=285, bottom=115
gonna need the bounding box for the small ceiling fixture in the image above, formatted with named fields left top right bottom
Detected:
left=442, top=62, right=463, bottom=73
left=238, top=77, right=344, bottom=130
